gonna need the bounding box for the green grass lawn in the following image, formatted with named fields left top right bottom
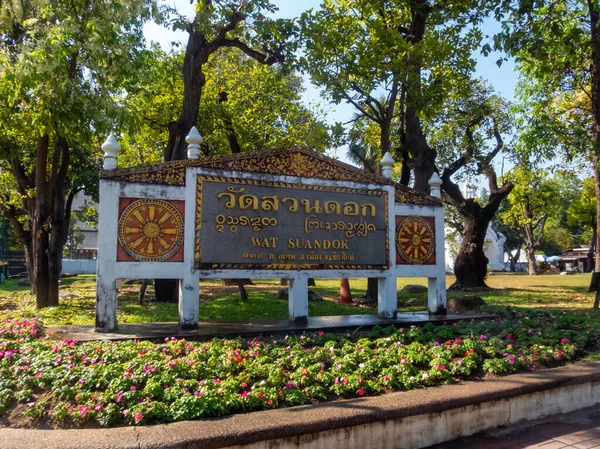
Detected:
left=0, top=273, right=596, bottom=326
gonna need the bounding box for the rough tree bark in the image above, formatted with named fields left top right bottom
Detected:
left=3, top=135, right=77, bottom=308
left=589, top=1, right=600, bottom=276
left=441, top=121, right=514, bottom=289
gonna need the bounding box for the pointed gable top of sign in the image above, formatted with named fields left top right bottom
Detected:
left=101, top=147, right=441, bottom=206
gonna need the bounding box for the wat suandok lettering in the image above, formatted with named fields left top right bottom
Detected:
left=196, top=178, right=388, bottom=270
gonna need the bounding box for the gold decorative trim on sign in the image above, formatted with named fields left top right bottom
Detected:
left=194, top=176, right=390, bottom=270
left=101, top=147, right=441, bottom=206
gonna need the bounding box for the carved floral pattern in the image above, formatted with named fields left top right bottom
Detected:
left=101, top=148, right=441, bottom=206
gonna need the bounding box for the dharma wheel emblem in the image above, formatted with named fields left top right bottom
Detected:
left=118, top=199, right=184, bottom=262
left=396, top=216, right=434, bottom=264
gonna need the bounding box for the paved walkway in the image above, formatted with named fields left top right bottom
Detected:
left=429, top=404, right=600, bottom=449
left=45, top=312, right=489, bottom=341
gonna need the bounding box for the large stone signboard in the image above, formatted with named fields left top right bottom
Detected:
left=195, top=177, right=389, bottom=270
left=97, top=143, right=447, bottom=331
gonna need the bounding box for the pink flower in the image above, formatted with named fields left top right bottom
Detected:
left=438, top=365, right=445, bottom=371
left=134, top=412, right=144, bottom=422
left=240, top=391, right=248, bottom=398
left=383, top=375, right=389, bottom=382
left=258, top=392, right=265, bottom=398
left=357, top=389, right=365, bottom=396
left=434, top=341, right=439, bottom=346
left=399, top=358, right=406, bottom=364
left=267, top=399, right=273, bottom=406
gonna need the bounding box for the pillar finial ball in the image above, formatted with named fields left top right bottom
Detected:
left=380, top=151, right=394, bottom=179
left=101, top=133, right=121, bottom=154
left=380, top=151, right=394, bottom=167
left=429, top=172, right=442, bottom=199
left=186, top=126, right=203, bottom=145
left=102, top=133, right=121, bottom=170
left=186, top=126, right=203, bottom=159
left=429, top=171, right=442, bottom=187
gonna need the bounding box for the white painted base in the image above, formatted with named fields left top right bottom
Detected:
left=223, top=381, right=600, bottom=449
left=288, top=275, right=309, bottom=323
left=377, top=277, right=397, bottom=318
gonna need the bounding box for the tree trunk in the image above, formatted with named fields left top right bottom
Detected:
left=589, top=3, right=600, bottom=274
left=365, top=278, right=378, bottom=302
left=165, top=31, right=208, bottom=162
left=155, top=279, right=179, bottom=303
left=449, top=200, right=490, bottom=289
left=526, top=246, right=538, bottom=275
left=593, top=157, right=600, bottom=273
left=339, top=278, right=353, bottom=304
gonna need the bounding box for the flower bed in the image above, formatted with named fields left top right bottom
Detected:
left=0, top=309, right=598, bottom=428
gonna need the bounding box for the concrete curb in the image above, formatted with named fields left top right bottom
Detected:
left=2, top=361, right=600, bottom=449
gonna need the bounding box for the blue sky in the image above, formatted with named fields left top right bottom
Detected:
left=143, top=1, right=520, bottom=167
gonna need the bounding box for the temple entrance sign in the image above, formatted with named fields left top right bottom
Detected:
left=96, top=131, right=446, bottom=332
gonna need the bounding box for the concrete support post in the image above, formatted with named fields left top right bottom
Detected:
left=288, top=275, right=309, bottom=323
left=427, top=277, right=446, bottom=315
left=428, top=187, right=447, bottom=315
left=179, top=271, right=200, bottom=329
left=95, top=181, right=120, bottom=332
left=377, top=277, right=397, bottom=318
left=180, top=168, right=200, bottom=329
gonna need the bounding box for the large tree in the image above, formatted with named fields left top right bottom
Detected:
left=428, top=80, right=514, bottom=288
left=163, top=0, right=295, bottom=162
left=121, top=47, right=330, bottom=165
left=301, top=0, right=488, bottom=191
left=568, top=176, right=597, bottom=269
left=496, top=0, right=600, bottom=276
left=498, top=167, right=561, bottom=275
left=0, top=0, right=155, bottom=308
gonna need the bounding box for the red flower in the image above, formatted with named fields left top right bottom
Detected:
left=357, top=389, right=365, bottom=396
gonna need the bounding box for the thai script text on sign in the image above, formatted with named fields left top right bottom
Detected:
left=196, top=179, right=388, bottom=269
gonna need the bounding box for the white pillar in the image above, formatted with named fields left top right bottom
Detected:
left=428, top=205, right=447, bottom=314
left=428, top=277, right=446, bottom=315
left=429, top=172, right=442, bottom=199
left=179, top=272, right=200, bottom=329
left=377, top=277, right=397, bottom=318
left=186, top=126, right=203, bottom=159
left=381, top=152, right=394, bottom=179
left=95, top=181, right=120, bottom=332
left=102, top=133, right=121, bottom=170
left=180, top=169, right=200, bottom=329
left=288, top=275, right=309, bottom=323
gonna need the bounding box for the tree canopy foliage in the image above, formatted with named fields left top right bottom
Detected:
left=0, top=0, right=157, bottom=306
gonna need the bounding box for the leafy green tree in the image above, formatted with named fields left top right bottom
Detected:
left=568, top=177, right=597, bottom=268
left=0, top=0, right=155, bottom=307
left=498, top=167, right=561, bottom=275
left=163, top=0, right=296, bottom=161
left=301, top=0, right=487, bottom=191
left=428, top=80, right=514, bottom=288
left=122, top=48, right=330, bottom=164
left=496, top=0, right=600, bottom=274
